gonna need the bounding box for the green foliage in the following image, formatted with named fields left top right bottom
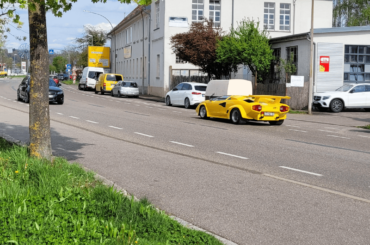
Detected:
left=0, top=138, right=222, bottom=245
left=49, top=64, right=57, bottom=73
left=333, top=0, right=370, bottom=26
left=278, top=52, right=297, bottom=84
left=52, top=56, right=68, bottom=73
left=216, top=19, right=273, bottom=83
left=76, top=25, right=108, bottom=47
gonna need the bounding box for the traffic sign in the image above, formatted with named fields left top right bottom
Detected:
left=49, top=49, right=54, bottom=54
left=66, top=64, right=72, bottom=70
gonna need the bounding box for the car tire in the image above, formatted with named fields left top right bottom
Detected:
left=58, top=97, right=64, bottom=105
left=83, top=85, right=88, bottom=91
left=118, top=91, right=121, bottom=98
left=364, top=108, right=370, bottom=112
left=166, top=96, right=172, bottom=106
left=95, top=89, right=98, bottom=94
left=230, top=109, right=242, bottom=124
left=24, top=93, right=29, bottom=103
left=199, top=106, right=209, bottom=119
left=330, top=99, right=344, bottom=113
left=17, top=90, right=22, bottom=101
left=111, top=90, right=114, bottom=97
left=101, top=89, right=104, bottom=95
left=269, top=120, right=284, bottom=126
left=184, top=98, right=191, bottom=109
left=78, top=84, right=82, bottom=90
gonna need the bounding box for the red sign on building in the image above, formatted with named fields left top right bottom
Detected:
left=319, top=56, right=330, bottom=72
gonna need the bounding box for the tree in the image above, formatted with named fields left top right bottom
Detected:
left=170, top=19, right=237, bottom=80
left=333, top=0, right=370, bottom=26
left=49, top=64, right=56, bottom=73
left=216, top=19, right=273, bottom=83
left=52, top=56, right=68, bottom=73
left=0, top=0, right=147, bottom=160
left=76, top=25, right=108, bottom=47
left=277, top=52, right=297, bottom=84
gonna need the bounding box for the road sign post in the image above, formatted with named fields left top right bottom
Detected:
left=49, top=49, right=54, bottom=55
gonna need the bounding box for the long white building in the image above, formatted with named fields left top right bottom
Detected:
left=108, top=0, right=333, bottom=97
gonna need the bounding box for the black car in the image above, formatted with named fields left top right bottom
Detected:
left=17, top=75, right=64, bottom=104
left=58, top=73, right=65, bottom=81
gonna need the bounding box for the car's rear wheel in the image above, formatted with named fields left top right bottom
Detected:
left=118, top=91, right=121, bottom=98
left=184, top=98, right=191, bottom=109
left=166, top=96, right=172, bottom=106
left=364, top=108, right=370, bottom=112
left=199, top=106, right=208, bottom=119
left=101, top=88, right=104, bottom=95
left=83, top=85, right=88, bottom=91
left=78, top=84, right=82, bottom=90
left=95, top=89, right=98, bottom=94
left=330, top=99, right=344, bottom=113
left=269, top=120, right=284, bottom=126
left=230, top=109, right=242, bottom=124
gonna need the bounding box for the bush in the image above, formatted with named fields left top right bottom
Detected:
left=0, top=139, right=222, bottom=245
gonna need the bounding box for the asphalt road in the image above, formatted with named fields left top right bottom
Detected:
left=1, top=77, right=370, bottom=244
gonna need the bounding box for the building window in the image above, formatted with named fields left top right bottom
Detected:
left=192, top=0, right=204, bottom=23
left=176, top=54, right=186, bottom=64
left=279, top=3, right=291, bottom=31
left=344, top=45, right=370, bottom=83
left=264, top=2, right=275, bottom=30
left=271, top=48, right=281, bottom=83
left=156, top=55, right=160, bottom=78
left=209, top=0, right=221, bottom=27
left=286, top=46, right=298, bottom=75
left=155, top=1, right=160, bottom=29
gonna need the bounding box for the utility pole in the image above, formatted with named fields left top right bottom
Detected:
left=308, top=0, right=315, bottom=115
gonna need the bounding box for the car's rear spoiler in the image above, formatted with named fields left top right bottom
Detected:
left=246, top=95, right=291, bottom=104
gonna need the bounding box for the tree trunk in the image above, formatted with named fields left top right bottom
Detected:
left=28, top=0, right=52, bottom=160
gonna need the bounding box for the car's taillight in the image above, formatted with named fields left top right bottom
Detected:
left=252, top=105, right=262, bottom=111
left=280, top=106, right=289, bottom=112
left=103, top=83, right=106, bottom=87
left=192, top=92, right=201, bottom=95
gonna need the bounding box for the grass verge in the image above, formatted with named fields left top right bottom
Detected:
left=289, top=110, right=308, bottom=114
left=7, top=75, right=27, bottom=78
left=357, top=125, right=370, bottom=130
left=0, top=138, right=222, bottom=245
left=62, top=79, right=79, bottom=85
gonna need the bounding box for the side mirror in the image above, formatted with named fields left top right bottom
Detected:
left=58, top=83, right=62, bottom=87
left=173, top=88, right=178, bottom=91
left=349, top=90, right=354, bottom=93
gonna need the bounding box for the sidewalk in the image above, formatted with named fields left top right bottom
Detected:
left=138, top=94, right=165, bottom=103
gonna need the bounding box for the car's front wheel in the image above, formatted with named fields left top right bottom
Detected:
left=330, top=99, right=344, bottom=113
left=166, top=96, right=172, bottom=106
left=230, top=109, right=242, bottom=124
left=17, top=90, right=22, bottom=101
left=23, top=93, right=29, bottom=103
left=184, top=98, right=191, bottom=109
left=199, top=106, right=208, bottom=119
left=269, top=120, right=284, bottom=126
left=58, top=97, right=64, bottom=105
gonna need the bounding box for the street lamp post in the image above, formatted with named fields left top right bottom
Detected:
left=308, top=0, right=315, bottom=115
left=13, top=54, right=17, bottom=75
left=83, top=10, right=116, bottom=73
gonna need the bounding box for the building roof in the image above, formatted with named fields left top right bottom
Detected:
left=269, top=26, right=370, bottom=44
left=107, top=5, right=151, bottom=35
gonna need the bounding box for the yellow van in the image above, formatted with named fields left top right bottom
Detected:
left=95, top=73, right=123, bottom=95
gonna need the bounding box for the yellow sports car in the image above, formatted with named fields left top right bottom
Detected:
left=196, top=95, right=290, bottom=125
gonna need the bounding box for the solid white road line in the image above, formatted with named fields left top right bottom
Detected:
left=56, top=113, right=63, bottom=115
left=134, top=132, right=154, bottom=138
left=216, top=152, right=248, bottom=160
left=327, top=135, right=350, bottom=139
left=289, top=129, right=307, bottom=133
left=86, top=120, right=98, bottom=124
left=170, top=141, right=194, bottom=147
left=69, top=116, right=79, bottom=119
left=359, top=135, right=370, bottom=138
left=109, top=126, right=123, bottom=130
left=279, top=166, right=323, bottom=177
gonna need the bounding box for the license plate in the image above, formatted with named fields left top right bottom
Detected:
left=48, top=95, right=54, bottom=98
left=202, top=94, right=205, bottom=97
left=265, top=112, right=274, bottom=116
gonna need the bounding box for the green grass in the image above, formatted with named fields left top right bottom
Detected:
left=0, top=138, right=222, bottom=245
left=357, top=125, right=370, bottom=130
left=8, top=75, right=27, bottom=78
left=62, top=79, right=79, bottom=85
left=288, top=110, right=308, bottom=114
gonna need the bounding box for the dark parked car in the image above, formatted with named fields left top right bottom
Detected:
left=58, top=73, right=65, bottom=81
left=17, top=75, right=64, bottom=104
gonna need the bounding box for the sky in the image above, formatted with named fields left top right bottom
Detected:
left=5, top=0, right=137, bottom=53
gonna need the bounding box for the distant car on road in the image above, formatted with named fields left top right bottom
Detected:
left=50, top=75, right=59, bottom=84
left=95, top=73, right=123, bottom=95
left=111, top=81, right=139, bottom=97
left=79, top=67, right=104, bottom=91
left=313, top=84, right=370, bottom=112
left=196, top=95, right=290, bottom=125
left=165, top=82, right=207, bottom=109
left=57, top=73, right=65, bottom=81
left=17, top=75, right=64, bottom=104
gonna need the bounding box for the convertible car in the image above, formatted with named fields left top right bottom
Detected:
left=196, top=95, right=290, bottom=125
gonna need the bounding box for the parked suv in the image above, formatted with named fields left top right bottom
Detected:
left=165, top=82, right=207, bottom=109
left=313, top=84, right=370, bottom=112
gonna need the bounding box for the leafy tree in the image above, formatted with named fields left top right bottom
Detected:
left=276, top=52, right=297, bottom=84
left=333, top=0, right=370, bottom=26
left=216, top=19, right=273, bottom=83
left=49, top=64, right=56, bottom=73
left=171, top=19, right=237, bottom=80
left=0, top=0, right=148, bottom=159
left=76, top=25, right=108, bottom=47
left=52, top=56, right=68, bottom=73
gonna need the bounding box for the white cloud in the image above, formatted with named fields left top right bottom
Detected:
left=66, top=37, right=75, bottom=41
left=84, top=22, right=116, bottom=32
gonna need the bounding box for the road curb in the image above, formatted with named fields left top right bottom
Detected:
left=0, top=133, right=238, bottom=245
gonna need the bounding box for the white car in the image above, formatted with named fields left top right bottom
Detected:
left=165, top=82, right=207, bottom=109
left=313, top=83, right=370, bottom=112
left=78, top=67, right=104, bottom=91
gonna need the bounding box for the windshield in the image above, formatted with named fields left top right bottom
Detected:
left=49, top=79, right=57, bottom=87
left=336, top=85, right=353, bottom=92
left=195, top=86, right=207, bottom=91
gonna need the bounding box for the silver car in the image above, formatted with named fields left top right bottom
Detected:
left=111, top=81, right=140, bottom=98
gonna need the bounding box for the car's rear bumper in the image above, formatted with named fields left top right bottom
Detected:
left=121, top=90, right=139, bottom=96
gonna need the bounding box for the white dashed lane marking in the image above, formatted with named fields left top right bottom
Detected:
left=279, top=166, right=323, bottom=177
left=327, top=135, right=350, bottom=139
left=134, top=132, right=154, bottom=138
left=56, top=113, right=63, bottom=115
left=170, top=141, right=194, bottom=147
left=109, top=126, right=122, bottom=130
left=69, top=116, right=79, bottom=119
left=86, top=120, right=98, bottom=124
left=289, top=129, right=307, bottom=133
left=216, top=152, right=248, bottom=160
